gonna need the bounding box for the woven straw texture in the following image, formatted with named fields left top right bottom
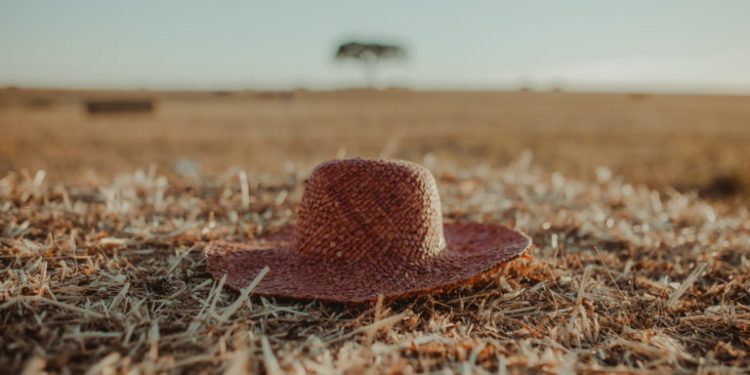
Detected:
left=206, top=159, right=531, bottom=302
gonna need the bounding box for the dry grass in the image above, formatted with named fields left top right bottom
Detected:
left=2, top=88, right=750, bottom=199
left=2, top=153, right=749, bottom=374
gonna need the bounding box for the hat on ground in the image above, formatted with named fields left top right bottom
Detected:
left=206, top=158, right=531, bottom=303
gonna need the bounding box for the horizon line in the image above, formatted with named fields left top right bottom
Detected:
left=4, top=83, right=750, bottom=97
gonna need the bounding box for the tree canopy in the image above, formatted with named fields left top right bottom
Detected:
left=334, top=41, right=407, bottom=87
left=335, top=41, right=406, bottom=61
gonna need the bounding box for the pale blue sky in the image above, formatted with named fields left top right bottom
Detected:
left=2, top=1, right=749, bottom=92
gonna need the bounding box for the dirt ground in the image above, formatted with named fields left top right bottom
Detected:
left=1, top=88, right=749, bottom=373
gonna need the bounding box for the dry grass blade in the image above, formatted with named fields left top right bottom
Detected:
left=667, top=263, right=708, bottom=307
left=325, top=310, right=411, bottom=344
left=239, top=170, right=250, bottom=211
left=218, top=266, right=269, bottom=322
left=261, top=336, right=283, bottom=375
left=85, top=353, right=121, bottom=375
left=2, top=296, right=104, bottom=319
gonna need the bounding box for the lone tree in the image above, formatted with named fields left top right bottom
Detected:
left=335, top=41, right=406, bottom=87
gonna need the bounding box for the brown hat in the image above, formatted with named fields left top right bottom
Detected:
left=206, top=158, right=531, bottom=303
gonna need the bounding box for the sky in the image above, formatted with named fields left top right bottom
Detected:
left=2, top=1, right=750, bottom=93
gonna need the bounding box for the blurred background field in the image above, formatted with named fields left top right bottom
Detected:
left=2, top=87, right=749, bottom=203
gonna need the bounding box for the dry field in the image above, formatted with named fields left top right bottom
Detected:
left=1, top=88, right=750, bottom=373
left=2, top=88, right=750, bottom=197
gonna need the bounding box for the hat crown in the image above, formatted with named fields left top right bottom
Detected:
left=293, top=158, right=445, bottom=263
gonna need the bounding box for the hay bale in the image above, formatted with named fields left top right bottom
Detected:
left=25, top=97, right=55, bottom=109
left=84, top=99, right=155, bottom=114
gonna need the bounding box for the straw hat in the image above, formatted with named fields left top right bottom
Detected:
left=206, top=158, right=531, bottom=303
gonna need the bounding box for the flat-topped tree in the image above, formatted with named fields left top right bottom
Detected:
left=335, top=41, right=406, bottom=88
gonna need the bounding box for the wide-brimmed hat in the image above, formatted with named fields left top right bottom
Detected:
left=206, top=158, right=531, bottom=303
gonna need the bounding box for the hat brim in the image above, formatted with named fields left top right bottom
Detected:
left=206, top=222, right=531, bottom=303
